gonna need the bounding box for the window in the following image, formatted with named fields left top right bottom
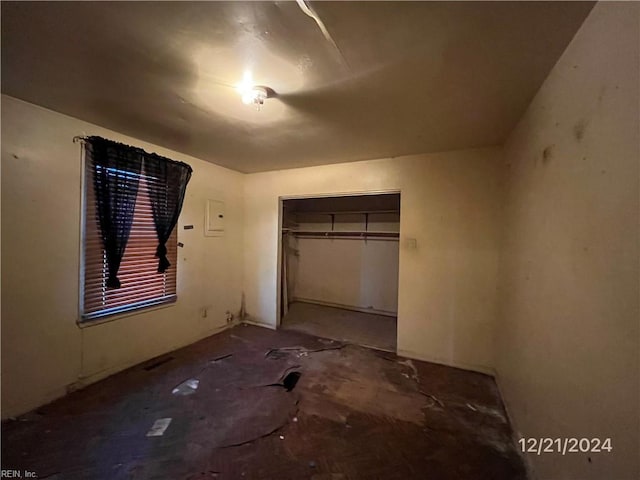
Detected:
left=80, top=137, right=191, bottom=321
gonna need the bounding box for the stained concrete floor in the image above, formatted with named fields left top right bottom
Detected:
left=282, top=302, right=397, bottom=351
left=2, top=325, right=527, bottom=480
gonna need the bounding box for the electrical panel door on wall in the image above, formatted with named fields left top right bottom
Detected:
left=205, top=199, right=225, bottom=237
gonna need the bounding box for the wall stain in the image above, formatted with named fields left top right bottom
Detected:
left=598, top=85, right=607, bottom=106
left=542, top=145, right=554, bottom=164
left=573, top=119, right=589, bottom=141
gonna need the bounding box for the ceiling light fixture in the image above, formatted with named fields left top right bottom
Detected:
left=236, top=71, right=268, bottom=110
left=243, top=86, right=268, bottom=108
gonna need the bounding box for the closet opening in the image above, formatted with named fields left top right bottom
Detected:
left=278, top=192, right=400, bottom=351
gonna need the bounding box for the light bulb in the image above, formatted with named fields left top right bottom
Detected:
left=236, top=71, right=254, bottom=96
left=236, top=72, right=268, bottom=108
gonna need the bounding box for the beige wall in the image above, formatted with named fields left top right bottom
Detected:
left=244, top=148, right=504, bottom=373
left=1, top=96, right=245, bottom=418
left=496, top=3, right=639, bottom=479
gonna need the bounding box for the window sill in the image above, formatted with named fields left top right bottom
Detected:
left=77, top=296, right=177, bottom=328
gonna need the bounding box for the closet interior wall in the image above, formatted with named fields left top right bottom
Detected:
left=281, top=195, right=400, bottom=317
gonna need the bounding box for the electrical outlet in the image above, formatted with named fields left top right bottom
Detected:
left=225, top=311, right=233, bottom=323
left=201, top=307, right=208, bottom=318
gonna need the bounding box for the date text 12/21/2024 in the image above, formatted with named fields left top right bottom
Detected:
left=519, top=437, right=612, bottom=456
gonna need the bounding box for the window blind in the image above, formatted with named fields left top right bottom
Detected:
left=82, top=157, right=177, bottom=320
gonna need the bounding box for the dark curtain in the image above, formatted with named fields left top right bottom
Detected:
left=88, top=136, right=143, bottom=288
left=143, top=154, right=193, bottom=273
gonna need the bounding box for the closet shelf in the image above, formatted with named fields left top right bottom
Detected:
left=292, top=230, right=399, bottom=239
left=291, top=210, right=399, bottom=216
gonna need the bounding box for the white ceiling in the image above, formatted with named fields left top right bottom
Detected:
left=1, top=1, right=593, bottom=172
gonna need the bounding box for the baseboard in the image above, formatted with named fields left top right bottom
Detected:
left=396, top=348, right=496, bottom=377
left=291, top=297, right=397, bottom=318
left=241, top=317, right=277, bottom=330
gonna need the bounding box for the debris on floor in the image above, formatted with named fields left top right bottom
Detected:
left=264, top=348, right=288, bottom=360
left=209, top=353, right=233, bottom=364
left=397, top=358, right=419, bottom=382
left=420, top=391, right=445, bottom=408
left=146, top=418, right=172, bottom=437
left=264, top=343, right=346, bottom=359
left=172, top=378, right=200, bottom=396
